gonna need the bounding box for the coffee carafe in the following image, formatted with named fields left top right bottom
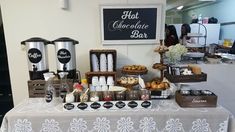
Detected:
left=51, top=37, right=79, bottom=79
left=21, top=37, right=50, bottom=80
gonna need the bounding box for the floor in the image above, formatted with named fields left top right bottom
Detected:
left=181, top=63, right=235, bottom=116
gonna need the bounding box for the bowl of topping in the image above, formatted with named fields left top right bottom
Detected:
left=152, top=63, right=167, bottom=70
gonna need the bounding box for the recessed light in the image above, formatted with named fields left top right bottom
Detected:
left=198, top=0, right=216, bottom=1
left=177, top=5, right=184, bottom=10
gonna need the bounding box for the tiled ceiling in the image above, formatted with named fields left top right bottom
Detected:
left=166, top=0, right=218, bottom=11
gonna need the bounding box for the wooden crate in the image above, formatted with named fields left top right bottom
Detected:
left=89, top=49, right=117, bottom=72
left=175, top=90, right=217, bottom=108
left=28, top=79, right=73, bottom=98
left=164, top=72, right=207, bottom=83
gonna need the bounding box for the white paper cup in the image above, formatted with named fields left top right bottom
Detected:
left=101, top=85, right=108, bottom=91
left=107, top=76, right=114, bottom=86
left=100, top=54, right=107, bottom=72
left=92, top=76, right=99, bottom=86
left=91, top=54, right=99, bottom=71
left=107, top=54, right=113, bottom=71
left=96, top=85, right=102, bottom=91
left=99, top=76, right=106, bottom=86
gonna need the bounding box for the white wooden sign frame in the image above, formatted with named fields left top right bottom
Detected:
left=100, top=5, right=162, bottom=45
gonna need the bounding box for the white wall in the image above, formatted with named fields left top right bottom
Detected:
left=182, top=0, right=235, bottom=40
left=0, top=0, right=166, bottom=105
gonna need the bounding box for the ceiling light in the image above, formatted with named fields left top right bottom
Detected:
left=177, top=5, right=184, bottom=10
left=198, top=0, right=216, bottom=1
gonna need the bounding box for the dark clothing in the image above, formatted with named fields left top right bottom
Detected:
left=164, top=35, right=179, bottom=47
left=229, top=41, right=235, bottom=54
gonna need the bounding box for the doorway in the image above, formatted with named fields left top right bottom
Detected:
left=0, top=7, right=14, bottom=124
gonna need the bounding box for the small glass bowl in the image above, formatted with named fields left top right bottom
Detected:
left=89, top=91, right=99, bottom=102
left=201, top=90, right=213, bottom=95
left=140, top=89, right=151, bottom=100
left=191, top=90, right=201, bottom=96
left=127, top=90, right=140, bottom=100
left=115, top=91, right=126, bottom=101
left=103, top=91, right=114, bottom=101
left=180, top=90, right=190, bottom=95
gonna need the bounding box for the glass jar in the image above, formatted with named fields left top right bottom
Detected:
left=115, top=91, right=126, bottom=101
left=140, top=89, right=150, bottom=101
left=58, top=72, right=70, bottom=100
left=103, top=91, right=113, bottom=101
left=43, top=73, right=56, bottom=103
left=90, top=91, right=99, bottom=102
left=128, top=90, right=139, bottom=100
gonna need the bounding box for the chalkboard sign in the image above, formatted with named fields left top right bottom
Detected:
left=101, top=5, right=162, bottom=45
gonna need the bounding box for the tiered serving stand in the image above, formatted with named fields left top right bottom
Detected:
left=153, top=40, right=168, bottom=81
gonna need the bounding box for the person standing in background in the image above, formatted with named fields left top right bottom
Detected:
left=164, top=25, right=179, bottom=47
left=180, top=24, right=191, bottom=45
left=179, top=23, right=196, bottom=45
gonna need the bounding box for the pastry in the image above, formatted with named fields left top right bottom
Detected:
left=122, top=65, right=147, bottom=71
left=189, top=65, right=201, bottom=74
left=152, top=63, right=167, bottom=70
left=118, top=76, right=138, bottom=85
left=154, top=45, right=168, bottom=52
left=146, top=80, right=170, bottom=91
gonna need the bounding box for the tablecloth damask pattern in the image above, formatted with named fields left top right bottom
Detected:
left=0, top=98, right=232, bottom=132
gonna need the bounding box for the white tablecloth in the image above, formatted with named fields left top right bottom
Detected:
left=1, top=98, right=234, bottom=132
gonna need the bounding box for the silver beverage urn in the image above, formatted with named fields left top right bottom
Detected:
left=21, top=37, right=50, bottom=80
left=51, top=37, right=79, bottom=79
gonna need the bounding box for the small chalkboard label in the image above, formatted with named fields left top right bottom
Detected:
left=115, top=101, right=126, bottom=109
left=77, top=103, right=88, bottom=110
left=90, top=102, right=101, bottom=109
left=64, top=103, right=75, bottom=110
left=28, top=48, right=42, bottom=63
left=141, top=101, right=151, bottom=108
left=128, top=101, right=138, bottom=108
left=103, top=102, right=114, bottom=109
left=57, top=49, right=71, bottom=64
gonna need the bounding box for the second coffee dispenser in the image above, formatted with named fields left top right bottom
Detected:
left=52, top=37, right=79, bottom=79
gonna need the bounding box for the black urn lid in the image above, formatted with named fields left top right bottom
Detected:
left=51, top=37, right=79, bottom=45
left=21, top=37, right=50, bottom=45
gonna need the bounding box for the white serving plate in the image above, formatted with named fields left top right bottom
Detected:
left=186, top=43, right=205, bottom=48
left=215, top=53, right=235, bottom=60
left=185, top=52, right=205, bottom=58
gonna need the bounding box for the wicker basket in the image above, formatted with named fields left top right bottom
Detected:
left=164, top=72, right=207, bottom=83
left=28, top=79, right=73, bottom=98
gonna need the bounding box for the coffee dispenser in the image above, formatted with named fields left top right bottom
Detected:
left=21, top=37, right=50, bottom=80
left=51, top=37, right=79, bottom=79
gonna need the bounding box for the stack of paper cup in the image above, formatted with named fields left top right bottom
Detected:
left=91, top=76, right=99, bottom=86
left=101, top=85, right=108, bottom=91
left=99, top=76, right=106, bottom=86
left=100, top=54, right=107, bottom=72
left=91, top=54, right=99, bottom=71
left=107, top=54, right=113, bottom=72
left=107, top=76, right=114, bottom=86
